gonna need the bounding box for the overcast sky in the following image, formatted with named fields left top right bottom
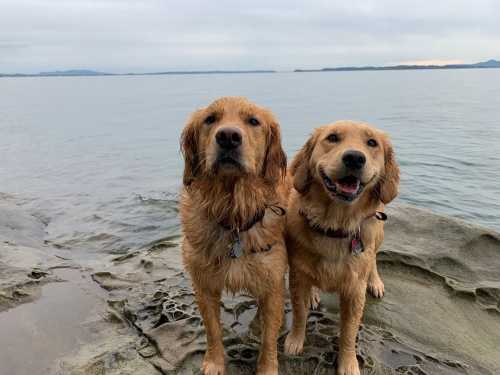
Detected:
left=1, top=0, right=499, bottom=73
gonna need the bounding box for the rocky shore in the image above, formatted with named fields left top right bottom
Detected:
left=1, top=197, right=499, bottom=374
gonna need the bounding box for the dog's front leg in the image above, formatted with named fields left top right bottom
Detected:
left=256, top=279, right=285, bottom=375
left=193, top=283, right=225, bottom=375
left=367, top=251, right=385, bottom=298
left=284, top=269, right=311, bottom=356
left=337, top=285, right=366, bottom=375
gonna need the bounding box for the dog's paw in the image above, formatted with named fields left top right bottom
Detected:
left=368, top=275, right=385, bottom=298
left=337, top=352, right=360, bottom=375
left=202, top=358, right=225, bottom=375
left=284, top=332, right=305, bottom=356
left=309, top=286, right=321, bottom=310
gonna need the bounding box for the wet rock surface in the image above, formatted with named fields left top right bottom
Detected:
left=67, top=205, right=499, bottom=375
left=2, top=199, right=500, bottom=374
left=0, top=198, right=59, bottom=312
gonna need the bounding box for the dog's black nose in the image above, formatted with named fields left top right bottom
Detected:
left=342, top=150, right=366, bottom=170
left=216, top=127, right=242, bottom=150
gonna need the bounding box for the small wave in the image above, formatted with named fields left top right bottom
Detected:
left=0, top=192, right=16, bottom=201
left=400, top=154, right=485, bottom=168
left=59, top=232, right=121, bottom=243
left=399, top=160, right=463, bottom=172
left=134, top=192, right=179, bottom=212
left=129, top=224, right=161, bottom=233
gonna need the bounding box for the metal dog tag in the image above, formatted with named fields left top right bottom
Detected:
left=350, top=237, right=364, bottom=256
left=229, top=236, right=243, bottom=258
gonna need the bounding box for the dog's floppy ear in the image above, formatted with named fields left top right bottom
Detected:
left=263, top=121, right=287, bottom=184
left=377, top=137, right=400, bottom=204
left=290, top=134, right=316, bottom=194
left=180, top=110, right=203, bottom=186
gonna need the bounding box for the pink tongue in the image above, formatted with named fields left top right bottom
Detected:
left=337, top=181, right=359, bottom=194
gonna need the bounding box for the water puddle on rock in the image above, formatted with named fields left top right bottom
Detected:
left=0, top=267, right=105, bottom=375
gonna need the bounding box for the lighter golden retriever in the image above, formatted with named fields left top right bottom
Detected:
left=284, top=121, right=400, bottom=375
left=180, top=97, right=288, bottom=375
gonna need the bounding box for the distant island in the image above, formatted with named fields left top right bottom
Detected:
left=0, top=69, right=276, bottom=78
left=295, top=59, right=500, bottom=72
left=3, top=60, right=500, bottom=77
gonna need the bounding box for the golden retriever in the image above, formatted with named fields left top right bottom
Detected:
left=180, top=97, right=288, bottom=375
left=284, top=121, right=400, bottom=375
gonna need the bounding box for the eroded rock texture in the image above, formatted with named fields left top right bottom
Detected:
left=3, top=200, right=498, bottom=374
left=79, top=205, right=499, bottom=374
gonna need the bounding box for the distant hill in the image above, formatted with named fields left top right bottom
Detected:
left=473, top=59, right=500, bottom=68
left=295, top=59, right=500, bottom=73
left=38, top=69, right=112, bottom=76
left=0, top=69, right=275, bottom=78
left=125, top=70, right=275, bottom=76
left=2, top=61, right=499, bottom=77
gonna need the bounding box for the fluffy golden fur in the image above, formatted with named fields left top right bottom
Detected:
left=180, top=97, right=288, bottom=375
left=284, top=121, right=400, bottom=375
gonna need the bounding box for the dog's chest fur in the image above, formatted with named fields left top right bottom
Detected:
left=180, top=194, right=286, bottom=297
left=294, top=235, right=370, bottom=292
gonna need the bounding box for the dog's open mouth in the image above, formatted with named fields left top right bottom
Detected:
left=320, top=169, right=363, bottom=202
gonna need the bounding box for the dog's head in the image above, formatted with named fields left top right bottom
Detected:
left=181, top=97, right=287, bottom=186
left=291, top=121, right=399, bottom=204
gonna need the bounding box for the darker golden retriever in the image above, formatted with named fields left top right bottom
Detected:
left=180, top=97, right=288, bottom=375
left=284, top=121, right=400, bottom=375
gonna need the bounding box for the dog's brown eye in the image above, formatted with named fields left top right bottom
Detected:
left=205, top=115, right=216, bottom=125
left=326, top=133, right=339, bottom=143
left=248, top=117, right=260, bottom=126
left=367, top=139, right=378, bottom=147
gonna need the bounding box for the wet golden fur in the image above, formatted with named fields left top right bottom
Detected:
left=180, top=97, right=288, bottom=375
left=284, top=121, right=400, bottom=375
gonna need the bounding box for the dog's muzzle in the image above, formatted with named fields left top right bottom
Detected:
left=214, top=127, right=243, bottom=170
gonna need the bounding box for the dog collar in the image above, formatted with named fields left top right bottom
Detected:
left=218, top=209, right=266, bottom=233
left=218, top=204, right=286, bottom=233
left=299, top=210, right=350, bottom=238
left=299, top=210, right=387, bottom=255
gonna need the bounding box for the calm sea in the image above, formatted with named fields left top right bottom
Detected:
left=1, top=70, right=499, bottom=254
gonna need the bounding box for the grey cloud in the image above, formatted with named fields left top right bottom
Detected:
left=1, top=0, right=499, bottom=73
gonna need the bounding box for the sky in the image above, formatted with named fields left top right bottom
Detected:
left=1, top=0, right=499, bottom=73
